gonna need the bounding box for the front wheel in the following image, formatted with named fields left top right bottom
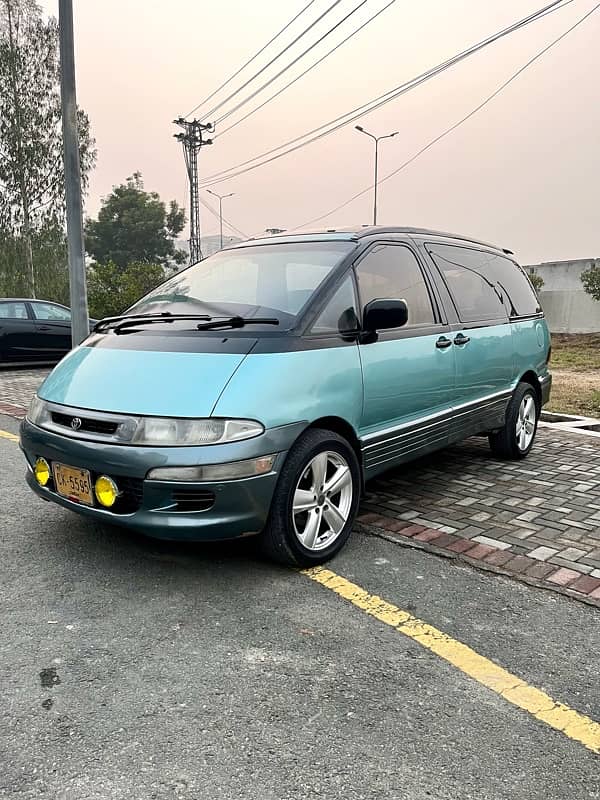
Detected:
left=258, top=428, right=361, bottom=566
left=489, top=382, right=539, bottom=460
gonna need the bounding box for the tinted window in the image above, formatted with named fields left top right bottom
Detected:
left=486, top=255, right=540, bottom=316
left=311, top=274, right=358, bottom=334
left=0, top=302, right=28, bottom=320
left=356, top=245, right=435, bottom=326
left=31, top=302, right=71, bottom=321
left=129, top=242, right=355, bottom=329
left=427, top=244, right=507, bottom=323
left=428, top=244, right=539, bottom=319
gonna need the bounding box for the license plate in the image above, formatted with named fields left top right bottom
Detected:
left=52, top=463, right=94, bottom=506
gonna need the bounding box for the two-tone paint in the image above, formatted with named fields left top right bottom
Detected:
left=20, top=227, right=552, bottom=540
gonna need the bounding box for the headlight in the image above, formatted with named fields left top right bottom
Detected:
left=27, top=395, right=51, bottom=427
left=147, top=454, right=276, bottom=482
left=131, top=418, right=264, bottom=446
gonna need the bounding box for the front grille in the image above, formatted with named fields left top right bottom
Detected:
left=171, top=489, right=215, bottom=512
left=51, top=412, right=119, bottom=436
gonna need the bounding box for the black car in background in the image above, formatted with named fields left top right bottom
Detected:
left=0, top=298, right=95, bottom=365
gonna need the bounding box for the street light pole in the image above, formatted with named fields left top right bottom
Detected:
left=207, top=189, right=235, bottom=250
left=58, top=0, right=89, bottom=346
left=355, top=126, right=399, bottom=225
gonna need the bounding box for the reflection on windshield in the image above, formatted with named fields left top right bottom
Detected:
left=128, top=242, right=355, bottom=329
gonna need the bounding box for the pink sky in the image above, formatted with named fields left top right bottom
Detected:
left=40, top=0, right=600, bottom=263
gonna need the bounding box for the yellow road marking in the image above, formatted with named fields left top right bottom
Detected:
left=302, top=566, right=600, bottom=755
left=0, top=429, right=19, bottom=443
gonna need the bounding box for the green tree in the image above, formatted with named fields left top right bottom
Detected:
left=85, top=173, right=186, bottom=271
left=0, top=0, right=96, bottom=297
left=87, top=260, right=165, bottom=319
left=529, top=272, right=544, bottom=293
left=581, top=262, right=600, bottom=302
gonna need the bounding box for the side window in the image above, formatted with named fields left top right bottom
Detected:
left=355, top=245, right=435, bottom=326
left=483, top=254, right=540, bottom=317
left=311, top=275, right=358, bottom=334
left=31, top=302, right=71, bottom=321
left=427, top=244, right=507, bottom=323
left=0, top=302, right=28, bottom=320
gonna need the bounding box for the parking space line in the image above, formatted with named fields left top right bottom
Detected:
left=302, top=566, right=600, bottom=755
left=0, top=429, right=19, bottom=443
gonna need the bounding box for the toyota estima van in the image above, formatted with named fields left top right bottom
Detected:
left=21, top=227, right=551, bottom=566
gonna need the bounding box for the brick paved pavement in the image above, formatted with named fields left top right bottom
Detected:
left=0, top=367, right=50, bottom=416
left=1, top=367, right=599, bottom=604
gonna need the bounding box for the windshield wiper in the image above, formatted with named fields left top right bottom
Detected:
left=94, top=313, right=211, bottom=334
left=196, top=316, right=280, bottom=331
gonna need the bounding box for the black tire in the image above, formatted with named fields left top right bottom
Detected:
left=489, top=382, right=539, bottom=460
left=258, top=428, right=361, bottom=567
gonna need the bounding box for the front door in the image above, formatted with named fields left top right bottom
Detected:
left=0, top=301, right=38, bottom=362
left=355, top=243, right=457, bottom=476
left=424, top=242, right=514, bottom=439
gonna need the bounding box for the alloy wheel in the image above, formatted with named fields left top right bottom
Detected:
left=292, top=450, right=354, bottom=551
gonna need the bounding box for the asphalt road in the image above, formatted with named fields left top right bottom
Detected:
left=1, top=416, right=598, bottom=800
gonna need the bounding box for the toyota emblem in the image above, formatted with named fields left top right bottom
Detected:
left=71, top=417, right=82, bottom=431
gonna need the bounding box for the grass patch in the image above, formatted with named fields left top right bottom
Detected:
left=546, top=334, right=600, bottom=416
left=550, top=333, right=600, bottom=369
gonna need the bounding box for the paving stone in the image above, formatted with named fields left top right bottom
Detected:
left=569, top=575, right=600, bottom=595
left=556, top=546, right=587, bottom=562
left=525, top=562, right=556, bottom=580
left=464, top=543, right=496, bottom=560
left=472, top=535, right=512, bottom=550
left=527, top=546, right=558, bottom=561
left=483, top=550, right=515, bottom=567
left=447, top=538, right=475, bottom=554
left=504, top=555, right=536, bottom=574
left=413, top=529, right=444, bottom=543
left=547, top=567, right=581, bottom=587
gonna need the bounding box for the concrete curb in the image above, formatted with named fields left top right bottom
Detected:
left=356, top=516, right=600, bottom=609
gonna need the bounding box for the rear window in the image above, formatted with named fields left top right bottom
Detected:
left=427, top=243, right=539, bottom=321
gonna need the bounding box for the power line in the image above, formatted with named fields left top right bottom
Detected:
left=199, top=196, right=248, bottom=239
left=292, top=0, right=596, bottom=230
left=213, top=0, right=372, bottom=128
left=216, top=0, right=396, bottom=139
left=195, top=0, right=346, bottom=123
left=197, top=0, right=569, bottom=188
left=185, top=0, right=318, bottom=119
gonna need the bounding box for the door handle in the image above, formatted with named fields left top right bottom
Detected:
left=436, top=336, right=453, bottom=349
left=37, top=325, right=51, bottom=331
left=453, top=333, right=470, bottom=346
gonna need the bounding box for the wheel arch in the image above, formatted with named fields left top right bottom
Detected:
left=304, top=416, right=364, bottom=491
left=517, top=370, right=542, bottom=410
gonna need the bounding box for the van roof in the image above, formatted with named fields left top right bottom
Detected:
left=239, top=226, right=513, bottom=255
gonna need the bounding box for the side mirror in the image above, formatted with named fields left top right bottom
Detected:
left=363, top=298, right=408, bottom=332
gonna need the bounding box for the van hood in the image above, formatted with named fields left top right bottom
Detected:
left=38, top=338, right=257, bottom=417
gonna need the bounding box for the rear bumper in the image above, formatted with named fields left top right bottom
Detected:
left=20, top=419, right=306, bottom=541
left=540, top=372, right=552, bottom=407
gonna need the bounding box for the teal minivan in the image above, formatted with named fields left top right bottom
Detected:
left=20, top=227, right=551, bottom=565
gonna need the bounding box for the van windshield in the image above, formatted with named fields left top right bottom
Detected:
left=128, top=241, right=356, bottom=329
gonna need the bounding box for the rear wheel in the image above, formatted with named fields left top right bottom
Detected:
left=489, top=382, right=539, bottom=460
left=259, top=428, right=361, bottom=566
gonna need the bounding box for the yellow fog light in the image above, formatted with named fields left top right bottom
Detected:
left=34, top=457, right=50, bottom=486
left=94, top=475, right=119, bottom=508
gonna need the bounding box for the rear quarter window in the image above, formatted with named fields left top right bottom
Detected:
left=427, top=243, right=540, bottom=321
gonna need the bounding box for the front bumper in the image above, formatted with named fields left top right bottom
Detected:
left=20, top=419, right=306, bottom=541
